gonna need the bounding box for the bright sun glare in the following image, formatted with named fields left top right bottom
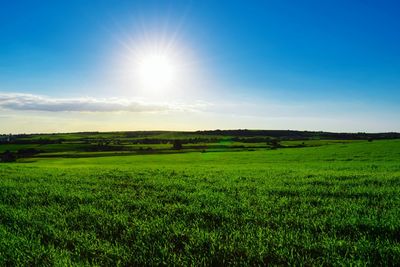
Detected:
left=116, top=33, right=193, bottom=97
left=137, top=53, right=177, bottom=90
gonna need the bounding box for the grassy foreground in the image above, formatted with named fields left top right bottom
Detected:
left=0, top=140, right=400, bottom=265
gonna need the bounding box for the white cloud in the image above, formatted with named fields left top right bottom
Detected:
left=0, top=93, right=176, bottom=113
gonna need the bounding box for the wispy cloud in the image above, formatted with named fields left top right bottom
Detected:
left=0, top=93, right=178, bottom=113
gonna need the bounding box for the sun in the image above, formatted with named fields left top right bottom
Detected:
left=136, top=52, right=178, bottom=90
left=114, top=33, right=195, bottom=97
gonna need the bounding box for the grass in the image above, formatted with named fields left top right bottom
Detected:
left=0, top=140, right=399, bottom=265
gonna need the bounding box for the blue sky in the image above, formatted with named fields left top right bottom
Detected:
left=0, top=0, right=399, bottom=133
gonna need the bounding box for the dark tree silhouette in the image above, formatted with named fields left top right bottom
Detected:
left=172, top=140, right=183, bottom=150
left=267, top=139, right=281, bottom=149
left=1, top=150, right=16, bottom=162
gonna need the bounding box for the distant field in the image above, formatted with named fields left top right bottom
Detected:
left=0, top=130, right=371, bottom=157
left=0, top=139, right=400, bottom=265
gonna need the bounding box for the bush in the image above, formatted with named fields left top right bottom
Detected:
left=1, top=150, right=16, bottom=162
left=172, top=140, right=183, bottom=150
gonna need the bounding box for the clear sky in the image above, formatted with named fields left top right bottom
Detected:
left=1, top=0, right=399, bottom=133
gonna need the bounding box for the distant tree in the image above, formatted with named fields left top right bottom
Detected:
left=267, top=139, right=281, bottom=149
left=1, top=150, right=16, bottom=162
left=172, top=140, right=183, bottom=150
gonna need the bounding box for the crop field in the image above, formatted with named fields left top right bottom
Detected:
left=0, top=137, right=399, bottom=266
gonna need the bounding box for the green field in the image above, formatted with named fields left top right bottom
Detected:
left=0, top=138, right=399, bottom=265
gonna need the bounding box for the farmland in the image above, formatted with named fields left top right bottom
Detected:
left=0, top=131, right=400, bottom=265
